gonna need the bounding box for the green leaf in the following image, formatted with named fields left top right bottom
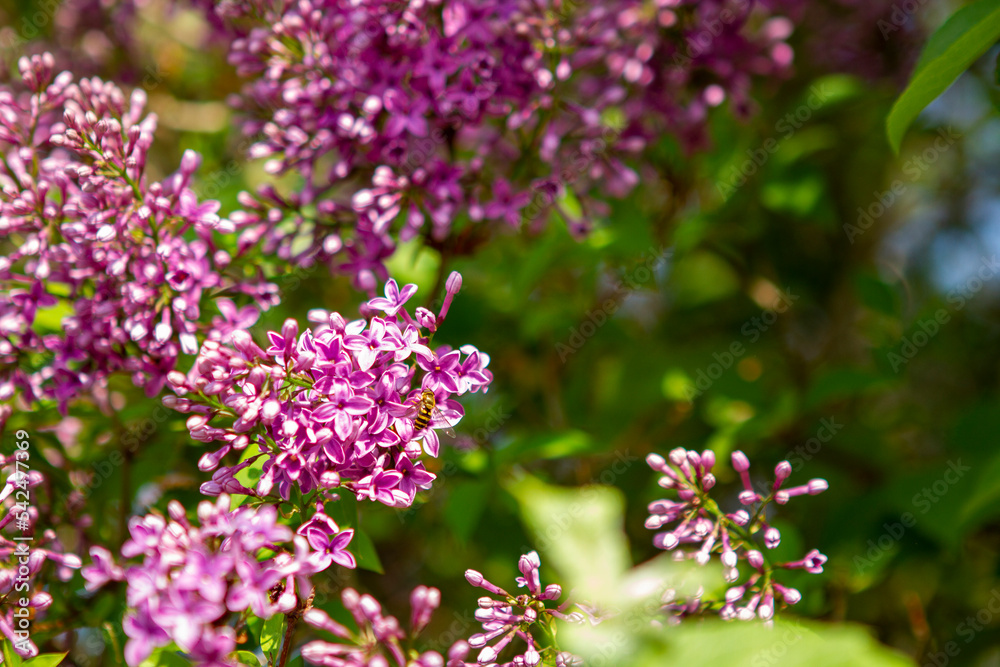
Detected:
left=886, top=0, right=1000, bottom=152
left=443, top=480, right=491, bottom=543
left=231, top=448, right=266, bottom=508
left=507, top=474, right=630, bottom=602
left=23, top=655, right=69, bottom=667
left=233, top=651, right=262, bottom=667
left=260, top=614, right=285, bottom=656
left=561, top=555, right=718, bottom=659
left=326, top=493, right=359, bottom=528
left=246, top=614, right=264, bottom=646
left=349, top=527, right=385, bottom=573
left=31, top=301, right=74, bottom=334
left=138, top=647, right=188, bottom=667
left=959, top=449, right=1000, bottom=529
left=318, top=496, right=381, bottom=572
left=583, top=618, right=913, bottom=667
left=2, top=641, right=24, bottom=667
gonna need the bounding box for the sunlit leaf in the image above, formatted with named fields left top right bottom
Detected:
left=887, top=0, right=1000, bottom=151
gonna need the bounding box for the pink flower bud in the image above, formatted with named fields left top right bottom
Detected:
left=646, top=453, right=668, bottom=471
left=773, top=460, right=792, bottom=487
left=445, top=271, right=463, bottom=294
left=808, top=478, right=829, bottom=494
left=764, top=527, right=781, bottom=549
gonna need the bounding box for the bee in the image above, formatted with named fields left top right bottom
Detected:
left=411, top=389, right=456, bottom=438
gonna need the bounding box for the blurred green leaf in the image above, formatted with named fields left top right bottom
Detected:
left=887, top=0, right=1000, bottom=151
left=2, top=641, right=23, bottom=667
left=669, top=251, right=740, bottom=306
left=23, top=655, right=68, bottom=667
left=761, top=171, right=827, bottom=219
left=32, top=301, right=73, bottom=334
left=638, top=619, right=912, bottom=666
left=507, top=474, right=630, bottom=602
left=260, top=614, right=284, bottom=656
left=138, top=647, right=188, bottom=667
left=959, top=449, right=1000, bottom=529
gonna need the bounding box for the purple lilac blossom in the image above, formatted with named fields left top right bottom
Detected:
left=457, top=551, right=581, bottom=667
left=165, top=273, right=491, bottom=508
left=82, top=495, right=329, bottom=667
left=300, top=586, right=445, bottom=667
left=193, top=0, right=801, bottom=285
left=645, top=447, right=828, bottom=623
left=0, top=455, right=82, bottom=658
left=0, top=53, right=277, bottom=413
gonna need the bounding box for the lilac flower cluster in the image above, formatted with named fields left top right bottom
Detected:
left=166, top=273, right=492, bottom=507
left=0, top=458, right=82, bottom=659
left=645, top=448, right=828, bottom=623
left=457, top=551, right=580, bottom=667
left=301, top=586, right=448, bottom=667
left=0, top=53, right=276, bottom=412
left=82, top=495, right=333, bottom=667
left=196, top=0, right=800, bottom=283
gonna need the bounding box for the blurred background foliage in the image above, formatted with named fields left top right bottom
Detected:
left=2, top=0, right=1000, bottom=665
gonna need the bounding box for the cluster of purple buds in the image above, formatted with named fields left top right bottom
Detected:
left=165, top=273, right=491, bottom=508
left=193, top=0, right=801, bottom=284
left=457, top=551, right=580, bottom=667
left=82, top=495, right=329, bottom=667
left=646, top=448, right=828, bottom=623
left=0, top=53, right=276, bottom=413
left=0, top=459, right=82, bottom=658
left=301, top=586, right=446, bottom=667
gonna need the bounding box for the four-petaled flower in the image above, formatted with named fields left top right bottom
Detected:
left=298, top=507, right=357, bottom=570
left=368, top=279, right=418, bottom=317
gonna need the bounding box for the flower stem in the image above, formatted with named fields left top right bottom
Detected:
left=276, top=613, right=299, bottom=667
